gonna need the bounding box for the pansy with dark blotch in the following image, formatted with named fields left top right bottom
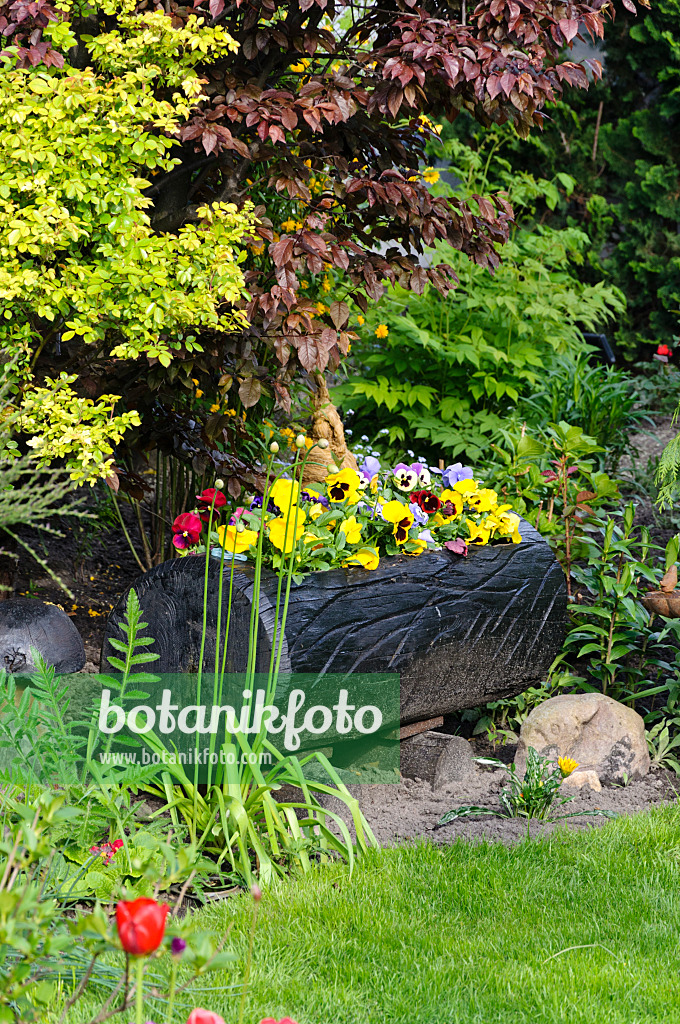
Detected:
left=410, top=489, right=442, bottom=515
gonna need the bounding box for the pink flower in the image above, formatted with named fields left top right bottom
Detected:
left=172, top=513, right=203, bottom=550
left=186, top=1012, right=226, bottom=1024
left=258, top=1018, right=298, bottom=1024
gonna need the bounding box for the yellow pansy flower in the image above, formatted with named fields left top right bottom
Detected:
left=453, top=478, right=479, bottom=497
left=466, top=518, right=491, bottom=545
left=405, top=537, right=427, bottom=556
left=382, top=500, right=415, bottom=544
left=217, top=524, right=258, bottom=554
left=344, top=547, right=380, bottom=570
left=497, top=512, right=522, bottom=544
left=326, top=467, right=361, bottom=504
left=270, top=478, right=300, bottom=512
left=435, top=488, right=464, bottom=523
left=268, top=509, right=307, bottom=553
left=340, top=515, right=363, bottom=544
left=467, top=488, right=498, bottom=513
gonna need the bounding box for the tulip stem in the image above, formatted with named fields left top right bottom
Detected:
left=237, top=898, right=260, bottom=1024
left=165, top=959, right=179, bottom=1024
left=134, top=956, right=145, bottom=1024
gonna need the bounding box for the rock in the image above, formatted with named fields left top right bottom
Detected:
left=562, top=770, right=601, bottom=793
left=0, top=599, right=85, bottom=676
left=517, top=692, right=650, bottom=784
left=400, top=732, right=476, bottom=789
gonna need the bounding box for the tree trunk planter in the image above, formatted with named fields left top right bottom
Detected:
left=102, top=519, right=566, bottom=724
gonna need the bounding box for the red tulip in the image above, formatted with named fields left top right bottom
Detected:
left=186, top=1011, right=226, bottom=1024
left=116, top=898, right=169, bottom=956
left=172, top=512, right=203, bottom=550
left=258, top=1018, right=298, bottom=1024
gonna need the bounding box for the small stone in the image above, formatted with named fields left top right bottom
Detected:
left=562, top=770, right=601, bottom=792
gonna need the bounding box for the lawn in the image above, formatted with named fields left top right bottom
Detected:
left=62, top=805, right=680, bottom=1024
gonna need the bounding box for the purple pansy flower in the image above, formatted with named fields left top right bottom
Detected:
left=409, top=462, right=431, bottom=487
left=359, top=455, right=381, bottom=483
left=171, top=937, right=187, bottom=956
left=418, top=529, right=435, bottom=544
left=442, top=462, right=474, bottom=488
left=300, top=490, right=329, bottom=507
left=408, top=502, right=429, bottom=527
left=249, top=496, right=281, bottom=515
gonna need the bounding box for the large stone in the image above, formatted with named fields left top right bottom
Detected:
left=0, top=599, right=85, bottom=676
left=516, top=692, right=650, bottom=784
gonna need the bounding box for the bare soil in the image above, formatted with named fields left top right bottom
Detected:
left=348, top=765, right=679, bottom=846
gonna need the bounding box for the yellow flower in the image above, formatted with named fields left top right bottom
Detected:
left=467, top=488, right=498, bottom=513
left=466, top=518, right=491, bottom=545
left=291, top=59, right=309, bottom=72
left=344, top=547, right=379, bottom=570
left=195, top=389, right=204, bottom=398
left=191, top=378, right=199, bottom=386
left=357, top=314, right=365, bottom=325
left=405, top=537, right=427, bottom=557
left=217, top=524, right=259, bottom=554
left=224, top=408, right=237, bottom=418
left=281, top=218, right=298, bottom=233
left=435, top=488, right=464, bottom=523
left=322, top=276, right=331, bottom=293
left=326, top=467, right=361, bottom=504
left=423, top=167, right=440, bottom=184
left=453, top=478, right=479, bottom=497
left=251, top=242, right=265, bottom=255
left=304, top=158, right=312, bottom=168
left=300, top=280, right=309, bottom=289
left=268, top=509, right=307, bottom=553
left=340, top=515, right=363, bottom=544
left=209, top=403, right=221, bottom=413
left=270, top=478, right=300, bottom=512
left=558, top=756, right=579, bottom=778
left=382, top=499, right=415, bottom=544
left=375, top=324, right=389, bottom=339
left=497, top=511, right=522, bottom=544
left=316, top=301, right=327, bottom=314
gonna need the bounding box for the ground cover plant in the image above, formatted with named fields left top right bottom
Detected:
left=54, top=807, right=680, bottom=1024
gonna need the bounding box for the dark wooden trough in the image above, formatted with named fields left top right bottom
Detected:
left=102, top=519, right=566, bottom=723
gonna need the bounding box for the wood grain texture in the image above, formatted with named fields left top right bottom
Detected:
left=0, top=598, right=85, bottom=675
left=102, top=519, right=567, bottom=722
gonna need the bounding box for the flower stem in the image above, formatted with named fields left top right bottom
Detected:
left=237, top=898, right=260, bottom=1024
left=135, top=956, right=145, bottom=1024
left=165, top=959, right=179, bottom=1024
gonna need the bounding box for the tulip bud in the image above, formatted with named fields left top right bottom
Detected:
left=214, top=478, right=225, bottom=490
left=270, top=441, right=280, bottom=454
left=318, top=438, right=329, bottom=450
left=251, top=882, right=262, bottom=902
left=295, top=434, right=306, bottom=449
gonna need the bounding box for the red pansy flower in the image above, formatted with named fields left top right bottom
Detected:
left=410, top=490, right=441, bottom=514
left=172, top=512, right=203, bottom=550
left=196, top=488, right=228, bottom=522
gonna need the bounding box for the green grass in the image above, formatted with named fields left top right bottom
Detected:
left=60, top=806, right=680, bottom=1024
